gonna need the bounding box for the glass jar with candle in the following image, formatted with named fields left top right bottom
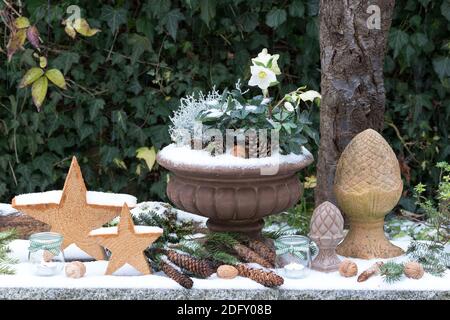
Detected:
left=28, top=232, right=65, bottom=276
left=274, top=235, right=318, bottom=279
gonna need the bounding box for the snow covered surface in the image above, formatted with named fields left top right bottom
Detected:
left=2, top=239, right=449, bottom=291
left=13, top=191, right=137, bottom=207
left=158, top=144, right=312, bottom=169
left=89, top=226, right=163, bottom=236
left=0, top=203, right=18, bottom=216
left=131, top=201, right=208, bottom=227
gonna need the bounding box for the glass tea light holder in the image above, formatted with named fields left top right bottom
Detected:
left=274, top=235, right=318, bottom=279
left=28, top=232, right=65, bottom=276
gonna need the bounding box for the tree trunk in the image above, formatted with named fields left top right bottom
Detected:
left=315, top=0, right=395, bottom=206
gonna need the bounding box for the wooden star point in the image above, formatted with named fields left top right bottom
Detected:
left=89, top=204, right=163, bottom=275
left=12, top=156, right=126, bottom=260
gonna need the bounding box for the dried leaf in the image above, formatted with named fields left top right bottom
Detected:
left=73, top=18, right=101, bottom=37
left=7, top=29, right=27, bottom=62
left=64, top=24, right=77, bottom=39
left=14, top=17, right=30, bottom=29
left=26, top=25, right=40, bottom=49
left=39, top=56, right=47, bottom=68
left=19, top=67, right=44, bottom=88
left=45, top=69, right=67, bottom=90
left=31, top=76, right=48, bottom=110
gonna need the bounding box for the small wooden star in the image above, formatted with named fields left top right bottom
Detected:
left=89, top=204, right=163, bottom=275
left=12, top=157, right=127, bottom=260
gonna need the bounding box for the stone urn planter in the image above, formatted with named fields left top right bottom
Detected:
left=157, top=145, right=314, bottom=234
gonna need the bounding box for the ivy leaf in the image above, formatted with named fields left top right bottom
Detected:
left=266, top=9, right=287, bottom=28
left=389, top=28, right=409, bottom=58
left=128, top=33, right=152, bottom=64
left=238, top=12, right=259, bottom=33
left=441, top=1, right=450, bottom=21
left=31, top=76, right=48, bottom=110
left=289, top=0, right=305, bottom=17
left=136, top=146, right=156, bottom=171
left=432, top=56, right=450, bottom=80
left=45, top=69, right=67, bottom=90
left=52, top=52, right=80, bottom=74
left=165, top=9, right=185, bottom=40
left=200, top=0, right=216, bottom=27
left=101, top=6, right=127, bottom=34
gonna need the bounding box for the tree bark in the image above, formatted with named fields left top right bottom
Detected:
left=315, top=0, right=395, bottom=206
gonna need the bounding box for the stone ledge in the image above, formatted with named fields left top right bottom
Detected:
left=0, top=288, right=448, bottom=300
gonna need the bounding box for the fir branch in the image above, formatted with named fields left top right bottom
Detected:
left=406, top=241, right=449, bottom=277
left=0, top=228, right=17, bottom=275
left=380, top=261, right=405, bottom=283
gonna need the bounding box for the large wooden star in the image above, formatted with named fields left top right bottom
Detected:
left=12, top=157, right=126, bottom=260
left=89, top=204, right=162, bottom=275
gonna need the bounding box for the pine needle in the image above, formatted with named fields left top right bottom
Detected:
left=380, top=261, right=404, bottom=283
left=0, top=228, right=17, bottom=275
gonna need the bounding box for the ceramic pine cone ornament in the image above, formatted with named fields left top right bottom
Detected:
left=334, top=129, right=404, bottom=259
left=309, top=201, right=344, bottom=272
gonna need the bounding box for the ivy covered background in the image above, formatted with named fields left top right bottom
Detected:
left=0, top=0, right=449, bottom=215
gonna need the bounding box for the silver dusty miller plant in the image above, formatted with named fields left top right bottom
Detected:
left=169, top=88, right=221, bottom=146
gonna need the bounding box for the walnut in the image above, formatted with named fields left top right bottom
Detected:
left=404, top=261, right=424, bottom=279
left=338, top=259, right=358, bottom=277
left=217, top=265, right=239, bottom=279
left=65, top=261, right=86, bottom=279
left=42, top=250, right=54, bottom=263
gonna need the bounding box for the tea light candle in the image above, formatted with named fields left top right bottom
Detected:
left=283, top=262, right=307, bottom=279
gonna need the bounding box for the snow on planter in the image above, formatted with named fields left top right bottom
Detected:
left=158, top=144, right=313, bottom=170
left=13, top=190, right=137, bottom=207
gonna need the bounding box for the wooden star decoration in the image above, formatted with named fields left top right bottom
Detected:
left=12, top=157, right=127, bottom=260
left=89, top=204, right=163, bottom=275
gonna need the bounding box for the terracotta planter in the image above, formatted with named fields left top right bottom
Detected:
left=157, top=147, right=313, bottom=234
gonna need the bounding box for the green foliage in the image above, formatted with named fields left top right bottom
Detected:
left=133, top=203, right=196, bottom=244
left=414, top=162, right=450, bottom=243
left=0, top=229, right=17, bottom=275
left=380, top=261, right=405, bottom=283
left=385, top=0, right=450, bottom=209
left=406, top=241, right=450, bottom=276
left=0, top=0, right=448, bottom=211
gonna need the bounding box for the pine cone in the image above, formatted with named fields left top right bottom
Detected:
left=246, top=134, right=268, bottom=158
left=237, top=264, right=284, bottom=288
left=233, top=244, right=273, bottom=268
left=160, top=261, right=193, bottom=289
left=247, top=239, right=276, bottom=266
left=166, top=250, right=215, bottom=278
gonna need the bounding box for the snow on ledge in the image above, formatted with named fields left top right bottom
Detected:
left=89, top=226, right=163, bottom=236
left=13, top=191, right=137, bottom=207
left=2, top=239, right=449, bottom=291
left=158, top=144, right=313, bottom=169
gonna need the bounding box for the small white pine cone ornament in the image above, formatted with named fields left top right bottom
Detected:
left=404, top=261, right=424, bottom=279
left=65, top=261, right=86, bottom=279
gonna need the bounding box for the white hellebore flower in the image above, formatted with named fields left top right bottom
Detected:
left=248, top=65, right=277, bottom=90
left=252, top=48, right=281, bottom=75
left=298, top=90, right=321, bottom=102
left=284, top=101, right=295, bottom=112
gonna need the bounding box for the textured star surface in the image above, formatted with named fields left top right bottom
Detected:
left=89, top=204, right=162, bottom=275
left=12, top=157, right=124, bottom=260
